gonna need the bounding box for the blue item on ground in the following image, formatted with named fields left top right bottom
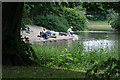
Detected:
left=45, top=33, right=48, bottom=39
left=70, top=32, right=73, bottom=35
left=53, top=33, right=56, bottom=35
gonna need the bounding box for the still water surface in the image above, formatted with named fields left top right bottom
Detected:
left=45, top=31, right=119, bottom=52
left=77, top=31, right=119, bottom=51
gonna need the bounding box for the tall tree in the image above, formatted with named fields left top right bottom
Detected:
left=2, top=2, right=36, bottom=65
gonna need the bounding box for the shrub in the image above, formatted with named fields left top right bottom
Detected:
left=108, top=12, right=120, bottom=31
left=62, top=7, right=87, bottom=31
left=75, top=5, right=86, bottom=15
left=31, top=40, right=118, bottom=71
left=106, top=10, right=120, bottom=31
left=110, top=16, right=120, bottom=31
left=33, top=14, right=69, bottom=32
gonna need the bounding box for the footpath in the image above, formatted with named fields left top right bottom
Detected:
left=21, top=25, right=79, bottom=43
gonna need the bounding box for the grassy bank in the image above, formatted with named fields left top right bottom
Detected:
left=88, top=20, right=109, bottom=25
left=3, top=41, right=119, bottom=78
left=87, top=20, right=113, bottom=31
left=2, top=66, right=86, bottom=78
left=31, top=41, right=118, bottom=71
left=87, top=25, right=113, bottom=31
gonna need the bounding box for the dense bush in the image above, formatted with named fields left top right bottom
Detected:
left=33, top=4, right=87, bottom=32
left=75, top=5, right=86, bottom=15
left=34, top=14, right=69, bottom=32
left=62, top=7, right=87, bottom=31
left=86, top=58, right=120, bottom=78
left=31, top=41, right=118, bottom=71
left=110, top=16, right=120, bottom=31
left=107, top=10, right=120, bottom=31
left=33, top=7, right=87, bottom=32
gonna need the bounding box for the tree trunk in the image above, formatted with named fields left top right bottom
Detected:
left=118, top=12, right=120, bottom=32
left=118, top=12, right=120, bottom=59
left=2, top=2, right=36, bottom=65
left=30, top=8, right=33, bottom=22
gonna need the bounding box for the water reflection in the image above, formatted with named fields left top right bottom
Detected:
left=83, top=40, right=118, bottom=51
left=44, top=31, right=119, bottom=52
left=77, top=31, right=119, bottom=51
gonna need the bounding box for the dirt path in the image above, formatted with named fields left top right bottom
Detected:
left=21, top=25, right=78, bottom=43
left=88, top=25, right=111, bottom=27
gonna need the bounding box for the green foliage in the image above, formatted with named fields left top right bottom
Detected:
left=106, top=9, right=120, bottom=31
left=107, top=9, right=119, bottom=24
left=21, top=37, right=38, bottom=60
left=86, top=58, right=120, bottom=78
left=82, top=2, right=108, bottom=21
left=75, top=5, right=86, bottom=15
left=32, top=2, right=65, bottom=17
left=62, top=7, right=87, bottom=31
left=21, top=3, right=32, bottom=31
left=82, top=2, right=103, bottom=12
left=31, top=41, right=118, bottom=72
left=101, top=2, right=120, bottom=13
left=30, top=40, right=120, bottom=78
left=82, top=2, right=120, bottom=21
left=86, top=10, right=108, bottom=21
left=111, top=17, right=120, bottom=31
left=32, top=2, right=87, bottom=31
left=3, top=66, right=86, bottom=78
left=107, top=11, right=120, bottom=30
left=34, top=14, right=69, bottom=32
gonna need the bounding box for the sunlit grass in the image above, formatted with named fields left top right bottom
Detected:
left=87, top=25, right=113, bottom=31
left=87, top=20, right=113, bottom=31
left=87, top=20, right=109, bottom=25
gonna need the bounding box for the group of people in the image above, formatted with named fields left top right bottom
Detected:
left=40, top=28, right=54, bottom=39
left=40, top=26, right=74, bottom=39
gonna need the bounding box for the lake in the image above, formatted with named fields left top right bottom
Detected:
left=77, top=31, right=119, bottom=52
left=45, top=31, right=120, bottom=53
left=32, top=31, right=120, bottom=70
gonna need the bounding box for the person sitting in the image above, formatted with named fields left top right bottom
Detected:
left=40, top=28, right=54, bottom=39
left=67, top=26, right=73, bottom=37
left=40, top=28, right=49, bottom=39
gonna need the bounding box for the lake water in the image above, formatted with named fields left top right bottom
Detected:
left=44, top=31, right=120, bottom=53
left=77, top=31, right=119, bottom=51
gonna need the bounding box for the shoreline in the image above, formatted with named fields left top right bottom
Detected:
left=21, top=25, right=78, bottom=43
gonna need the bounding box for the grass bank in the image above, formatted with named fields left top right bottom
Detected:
left=31, top=41, right=118, bottom=71
left=88, top=20, right=109, bottom=25
left=87, top=20, right=113, bottom=31
left=2, top=66, right=86, bottom=78
left=3, top=41, right=119, bottom=78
